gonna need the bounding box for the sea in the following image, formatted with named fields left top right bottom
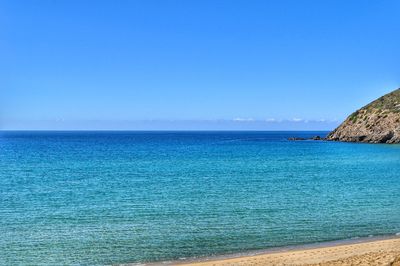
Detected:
left=0, top=131, right=399, bottom=265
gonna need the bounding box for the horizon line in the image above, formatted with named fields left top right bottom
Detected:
left=0, top=129, right=333, bottom=132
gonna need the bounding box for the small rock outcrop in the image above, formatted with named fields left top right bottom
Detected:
left=288, top=137, right=306, bottom=141
left=327, top=88, right=400, bottom=144
left=287, top=136, right=324, bottom=141
left=311, top=136, right=322, bottom=141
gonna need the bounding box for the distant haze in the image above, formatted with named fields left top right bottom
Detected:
left=1, top=119, right=339, bottom=131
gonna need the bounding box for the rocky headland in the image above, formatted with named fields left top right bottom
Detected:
left=327, top=88, right=400, bottom=144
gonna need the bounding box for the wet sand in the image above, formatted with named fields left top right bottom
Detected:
left=174, top=237, right=400, bottom=266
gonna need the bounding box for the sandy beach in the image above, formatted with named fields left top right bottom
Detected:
left=174, top=237, right=400, bottom=266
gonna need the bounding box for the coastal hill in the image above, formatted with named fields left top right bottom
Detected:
left=327, top=88, right=400, bottom=143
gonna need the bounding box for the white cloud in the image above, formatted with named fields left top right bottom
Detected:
left=291, top=118, right=303, bottom=122
left=233, top=118, right=255, bottom=122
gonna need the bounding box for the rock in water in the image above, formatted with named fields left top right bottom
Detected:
left=327, top=88, right=400, bottom=143
left=288, top=137, right=306, bottom=141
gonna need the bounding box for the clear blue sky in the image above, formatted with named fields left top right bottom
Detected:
left=1, top=0, right=399, bottom=130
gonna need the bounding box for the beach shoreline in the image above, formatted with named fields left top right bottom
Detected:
left=135, top=234, right=400, bottom=266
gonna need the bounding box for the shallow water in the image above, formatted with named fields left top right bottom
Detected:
left=0, top=131, right=399, bottom=265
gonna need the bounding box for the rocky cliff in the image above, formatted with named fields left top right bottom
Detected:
left=327, top=88, right=400, bottom=143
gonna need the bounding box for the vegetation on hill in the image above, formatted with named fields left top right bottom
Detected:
left=327, top=89, right=400, bottom=143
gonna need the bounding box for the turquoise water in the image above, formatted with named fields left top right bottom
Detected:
left=1, top=131, right=400, bottom=265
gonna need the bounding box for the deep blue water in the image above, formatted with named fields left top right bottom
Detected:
left=0, top=131, right=399, bottom=265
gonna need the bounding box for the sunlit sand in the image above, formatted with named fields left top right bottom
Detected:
left=175, top=237, right=400, bottom=266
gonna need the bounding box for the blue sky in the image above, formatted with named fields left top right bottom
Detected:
left=1, top=0, right=399, bottom=130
